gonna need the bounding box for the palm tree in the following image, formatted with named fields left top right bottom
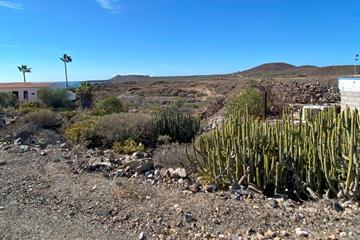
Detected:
left=18, top=65, right=31, bottom=83
left=60, top=54, right=72, bottom=90
left=76, top=82, right=93, bottom=109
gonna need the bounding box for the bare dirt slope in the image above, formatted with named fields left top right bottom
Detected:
left=1, top=149, right=360, bottom=240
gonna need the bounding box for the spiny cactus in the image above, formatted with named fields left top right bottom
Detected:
left=187, top=107, right=360, bottom=200
left=156, top=104, right=200, bottom=143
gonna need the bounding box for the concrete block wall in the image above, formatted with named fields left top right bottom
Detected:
left=341, top=91, right=360, bottom=110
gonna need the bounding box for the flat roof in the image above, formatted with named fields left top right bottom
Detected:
left=338, top=76, right=360, bottom=81
left=0, top=82, right=53, bottom=89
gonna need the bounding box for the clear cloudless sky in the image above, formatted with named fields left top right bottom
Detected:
left=0, top=0, right=359, bottom=82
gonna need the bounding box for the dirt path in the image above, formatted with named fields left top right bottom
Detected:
left=0, top=149, right=359, bottom=240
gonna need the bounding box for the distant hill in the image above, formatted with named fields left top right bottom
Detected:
left=110, top=74, right=151, bottom=83
left=238, top=63, right=355, bottom=78
left=241, top=62, right=297, bottom=74
left=87, top=63, right=357, bottom=85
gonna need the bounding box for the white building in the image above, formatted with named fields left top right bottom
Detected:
left=0, top=82, right=54, bottom=102
left=338, top=76, right=360, bottom=110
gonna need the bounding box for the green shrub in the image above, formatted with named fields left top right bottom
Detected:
left=0, top=92, right=18, bottom=108
left=23, top=109, right=60, bottom=129
left=38, top=88, right=72, bottom=109
left=225, top=87, right=263, bottom=117
left=92, top=113, right=158, bottom=147
left=18, top=101, right=42, bottom=114
left=64, top=118, right=98, bottom=144
left=156, top=103, right=200, bottom=143
left=113, top=139, right=145, bottom=154
left=77, top=82, right=93, bottom=109
left=64, top=110, right=78, bottom=120
left=92, top=96, right=123, bottom=116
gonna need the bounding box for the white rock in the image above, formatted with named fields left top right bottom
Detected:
left=295, top=228, right=310, bottom=237
left=60, top=143, right=67, bottom=149
left=168, top=167, right=188, bottom=179
left=20, top=145, right=29, bottom=152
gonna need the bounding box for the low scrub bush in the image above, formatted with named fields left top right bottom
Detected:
left=63, top=110, right=78, bottom=120
left=156, top=103, right=200, bottom=143
left=64, top=117, right=98, bottom=144
left=18, top=101, right=42, bottom=114
left=91, top=113, right=158, bottom=147
left=0, top=92, right=17, bottom=108
left=153, top=143, right=195, bottom=172
left=92, top=96, right=124, bottom=116
left=113, top=139, right=145, bottom=154
left=225, top=87, right=263, bottom=117
left=38, top=88, right=72, bottom=109
left=23, top=110, right=60, bottom=129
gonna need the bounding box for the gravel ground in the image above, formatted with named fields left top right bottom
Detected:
left=1, top=149, right=360, bottom=240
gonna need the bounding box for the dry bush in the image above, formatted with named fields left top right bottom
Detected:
left=152, top=143, right=195, bottom=172
left=23, top=109, right=60, bottom=129
left=91, top=113, right=158, bottom=147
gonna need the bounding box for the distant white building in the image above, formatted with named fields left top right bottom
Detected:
left=338, top=76, right=360, bottom=110
left=0, top=82, right=77, bottom=102
left=0, top=82, right=53, bottom=102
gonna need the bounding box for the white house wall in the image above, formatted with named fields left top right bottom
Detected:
left=338, top=77, right=360, bottom=110
left=0, top=88, right=41, bottom=102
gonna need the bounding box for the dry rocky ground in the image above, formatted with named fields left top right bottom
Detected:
left=1, top=143, right=360, bottom=240
left=0, top=63, right=357, bottom=240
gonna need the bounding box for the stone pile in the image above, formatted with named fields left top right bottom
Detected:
left=274, top=81, right=340, bottom=104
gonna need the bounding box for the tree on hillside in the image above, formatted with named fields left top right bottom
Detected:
left=17, top=65, right=31, bottom=83
left=77, top=82, right=93, bottom=109
left=60, top=54, right=72, bottom=90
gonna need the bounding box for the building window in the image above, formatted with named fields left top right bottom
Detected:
left=23, top=91, right=29, bottom=100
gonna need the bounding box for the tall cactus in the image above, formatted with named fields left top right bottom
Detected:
left=188, top=107, right=360, bottom=199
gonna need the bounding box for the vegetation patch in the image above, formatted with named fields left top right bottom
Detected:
left=113, top=139, right=145, bottom=154
left=0, top=92, right=18, bottom=109
left=23, top=109, right=60, bottom=130
left=189, top=108, right=360, bottom=200
left=92, top=96, right=124, bottom=116
left=156, top=102, right=200, bottom=143
left=91, top=113, right=158, bottom=147
left=64, top=117, right=98, bottom=144
left=225, top=87, right=263, bottom=117
left=38, top=88, right=73, bottom=109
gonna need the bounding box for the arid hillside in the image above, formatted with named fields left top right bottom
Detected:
left=89, top=62, right=352, bottom=118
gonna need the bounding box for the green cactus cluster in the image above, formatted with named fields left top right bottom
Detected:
left=156, top=104, right=200, bottom=143
left=187, top=108, right=360, bottom=200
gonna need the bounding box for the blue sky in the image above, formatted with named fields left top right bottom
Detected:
left=0, top=0, right=359, bottom=82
